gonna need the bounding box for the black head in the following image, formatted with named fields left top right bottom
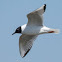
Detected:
left=12, top=26, right=22, bottom=35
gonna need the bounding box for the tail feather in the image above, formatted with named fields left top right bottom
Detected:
left=52, top=29, right=60, bottom=34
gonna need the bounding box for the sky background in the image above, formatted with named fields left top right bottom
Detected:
left=0, top=0, right=62, bottom=62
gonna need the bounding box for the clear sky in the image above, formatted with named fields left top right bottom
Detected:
left=0, top=0, right=62, bottom=62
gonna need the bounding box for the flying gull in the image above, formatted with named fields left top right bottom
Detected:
left=12, top=4, right=59, bottom=58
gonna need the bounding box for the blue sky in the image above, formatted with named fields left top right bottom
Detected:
left=0, top=0, right=62, bottom=62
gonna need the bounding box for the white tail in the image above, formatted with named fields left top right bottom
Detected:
left=52, top=29, right=60, bottom=34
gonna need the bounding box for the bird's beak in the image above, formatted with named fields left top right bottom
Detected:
left=12, top=32, right=16, bottom=35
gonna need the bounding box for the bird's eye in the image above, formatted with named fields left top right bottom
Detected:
left=17, top=28, right=19, bottom=30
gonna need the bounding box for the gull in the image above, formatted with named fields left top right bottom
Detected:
left=12, top=4, right=59, bottom=58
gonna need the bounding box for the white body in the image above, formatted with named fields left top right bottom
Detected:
left=21, top=24, right=50, bottom=35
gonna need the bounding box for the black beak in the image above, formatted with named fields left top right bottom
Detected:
left=12, top=32, right=16, bottom=35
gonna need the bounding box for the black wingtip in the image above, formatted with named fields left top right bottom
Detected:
left=22, top=46, right=32, bottom=58
left=44, top=4, right=46, bottom=12
left=22, top=49, right=30, bottom=58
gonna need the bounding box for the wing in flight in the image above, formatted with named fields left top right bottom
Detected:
left=19, top=34, right=38, bottom=58
left=27, top=4, right=46, bottom=26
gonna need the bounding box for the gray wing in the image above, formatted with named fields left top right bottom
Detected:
left=27, top=4, right=46, bottom=26
left=19, top=34, right=38, bottom=58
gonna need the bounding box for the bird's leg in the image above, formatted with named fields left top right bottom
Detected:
left=48, top=31, right=54, bottom=33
